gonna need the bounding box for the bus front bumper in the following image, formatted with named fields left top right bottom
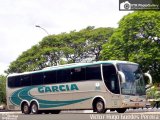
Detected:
left=121, top=101, right=146, bottom=108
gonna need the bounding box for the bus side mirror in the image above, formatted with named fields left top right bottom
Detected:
left=118, top=71, right=126, bottom=83
left=144, top=71, right=153, bottom=89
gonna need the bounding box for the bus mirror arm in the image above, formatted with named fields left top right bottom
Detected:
left=144, top=72, right=153, bottom=89
left=118, top=71, right=126, bottom=83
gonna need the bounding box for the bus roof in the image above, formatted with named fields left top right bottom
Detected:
left=8, top=60, right=138, bottom=77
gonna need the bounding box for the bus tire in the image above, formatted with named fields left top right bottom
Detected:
left=116, top=108, right=126, bottom=113
left=31, top=102, right=39, bottom=114
left=94, top=99, right=106, bottom=113
left=22, top=102, right=31, bottom=114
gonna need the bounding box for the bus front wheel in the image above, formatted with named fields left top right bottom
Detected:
left=94, top=99, right=106, bottom=113
left=22, top=102, right=30, bottom=114
left=31, top=102, right=39, bottom=114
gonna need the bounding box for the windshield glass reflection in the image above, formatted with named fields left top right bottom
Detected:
left=117, top=63, right=145, bottom=95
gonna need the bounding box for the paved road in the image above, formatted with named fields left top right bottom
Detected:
left=0, top=109, right=160, bottom=120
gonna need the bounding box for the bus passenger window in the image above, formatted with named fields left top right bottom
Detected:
left=32, top=73, right=43, bottom=85
left=21, top=75, right=31, bottom=86
left=71, top=67, right=85, bottom=82
left=44, top=71, right=57, bottom=84
left=8, top=76, right=21, bottom=88
left=57, top=69, right=71, bottom=83
left=86, top=65, right=101, bottom=80
left=8, top=77, right=15, bottom=87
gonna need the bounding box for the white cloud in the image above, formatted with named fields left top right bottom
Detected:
left=0, top=0, right=131, bottom=74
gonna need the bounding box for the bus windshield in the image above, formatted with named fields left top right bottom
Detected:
left=117, top=63, right=145, bottom=95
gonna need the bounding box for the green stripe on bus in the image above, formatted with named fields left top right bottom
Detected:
left=10, top=85, right=92, bottom=108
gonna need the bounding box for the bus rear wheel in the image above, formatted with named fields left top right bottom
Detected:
left=94, top=99, right=106, bottom=113
left=31, top=102, right=39, bottom=114
left=22, top=102, right=30, bottom=114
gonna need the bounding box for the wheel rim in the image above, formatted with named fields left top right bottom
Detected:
left=23, top=104, right=28, bottom=113
left=32, top=104, right=37, bottom=113
left=96, top=101, right=103, bottom=112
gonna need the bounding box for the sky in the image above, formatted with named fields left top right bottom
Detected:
left=0, top=0, right=131, bottom=75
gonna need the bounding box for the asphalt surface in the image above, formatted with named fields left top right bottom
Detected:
left=1, top=109, right=160, bottom=120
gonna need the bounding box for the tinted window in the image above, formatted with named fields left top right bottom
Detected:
left=21, top=75, right=31, bottom=86
left=32, top=73, right=44, bottom=85
left=57, top=69, right=71, bottom=83
left=71, top=67, right=86, bottom=81
left=103, top=64, right=120, bottom=94
left=8, top=76, right=21, bottom=88
left=86, top=65, right=101, bottom=80
left=44, top=71, right=57, bottom=84
left=8, top=77, right=14, bottom=87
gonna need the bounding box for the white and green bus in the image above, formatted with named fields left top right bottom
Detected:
left=6, top=60, right=152, bottom=114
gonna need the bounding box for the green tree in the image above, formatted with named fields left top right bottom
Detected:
left=62, top=30, right=89, bottom=63
left=101, top=11, right=160, bottom=83
left=6, top=27, right=114, bottom=73
left=152, top=0, right=160, bottom=9
left=0, top=75, right=6, bottom=104
left=85, top=27, right=114, bottom=61
left=39, top=35, right=64, bottom=66
left=7, top=45, right=44, bottom=73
